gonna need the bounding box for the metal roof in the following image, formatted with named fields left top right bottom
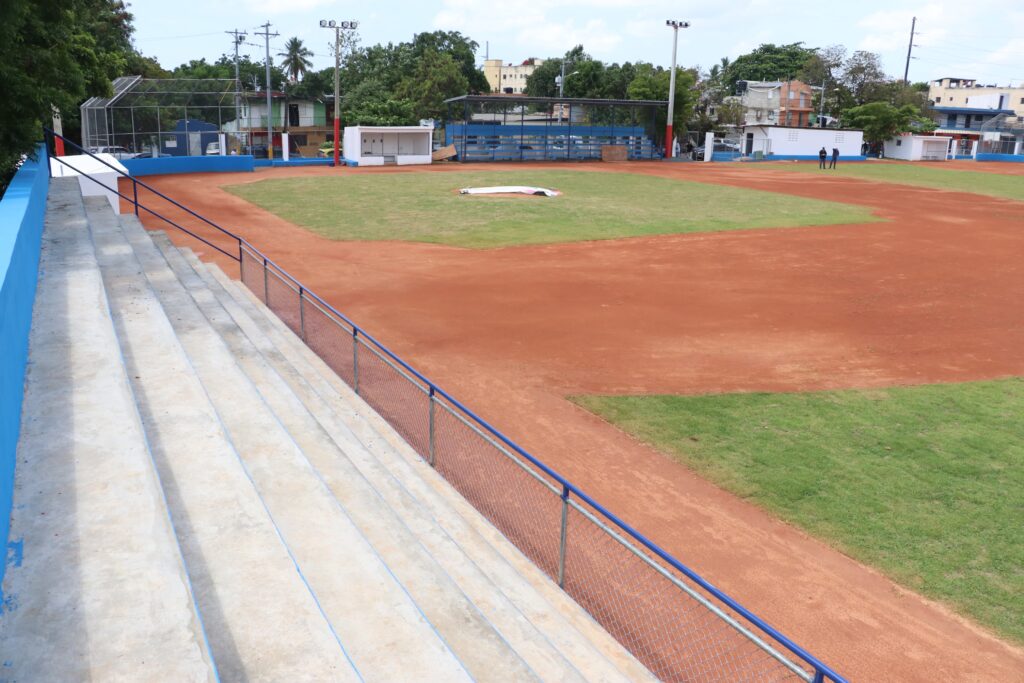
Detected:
left=443, top=94, right=667, bottom=107
left=933, top=106, right=1016, bottom=115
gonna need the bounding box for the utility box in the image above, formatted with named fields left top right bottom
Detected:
left=344, top=125, right=433, bottom=166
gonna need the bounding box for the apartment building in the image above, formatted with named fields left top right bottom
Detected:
left=483, top=58, right=544, bottom=94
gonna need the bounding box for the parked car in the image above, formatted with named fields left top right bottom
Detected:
left=317, top=142, right=340, bottom=158
left=88, top=145, right=134, bottom=160
left=691, top=142, right=740, bottom=160
left=205, top=141, right=221, bottom=155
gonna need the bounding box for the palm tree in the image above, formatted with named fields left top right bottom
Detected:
left=278, top=37, right=313, bottom=83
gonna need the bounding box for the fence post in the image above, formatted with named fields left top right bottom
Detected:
left=132, top=179, right=139, bottom=217
left=353, top=328, right=360, bottom=395
left=428, top=386, right=436, bottom=467
left=558, top=485, right=570, bottom=588
left=299, top=286, right=306, bottom=341
left=812, top=672, right=824, bottom=683
left=262, top=256, right=269, bottom=303
left=238, top=242, right=245, bottom=282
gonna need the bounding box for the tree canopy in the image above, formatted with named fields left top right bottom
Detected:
left=0, top=0, right=155, bottom=186
left=722, top=43, right=816, bottom=92
left=842, top=102, right=936, bottom=144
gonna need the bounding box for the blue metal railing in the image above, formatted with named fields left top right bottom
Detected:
left=43, top=128, right=846, bottom=683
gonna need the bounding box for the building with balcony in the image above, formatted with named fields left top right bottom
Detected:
left=483, top=58, right=544, bottom=94
left=929, top=77, right=1024, bottom=116
left=726, top=80, right=818, bottom=128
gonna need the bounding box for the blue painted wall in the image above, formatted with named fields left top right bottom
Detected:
left=0, top=147, right=50, bottom=583
left=976, top=153, right=1024, bottom=163
left=122, top=155, right=255, bottom=176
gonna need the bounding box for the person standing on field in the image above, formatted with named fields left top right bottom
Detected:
left=830, top=147, right=839, bottom=169
left=818, top=146, right=827, bottom=169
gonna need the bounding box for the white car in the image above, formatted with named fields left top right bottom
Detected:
left=205, top=142, right=221, bottom=155
left=88, top=146, right=134, bottom=160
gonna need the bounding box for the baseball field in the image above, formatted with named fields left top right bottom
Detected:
left=131, top=158, right=1024, bottom=682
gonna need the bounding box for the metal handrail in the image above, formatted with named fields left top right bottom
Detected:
left=43, top=128, right=846, bottom=683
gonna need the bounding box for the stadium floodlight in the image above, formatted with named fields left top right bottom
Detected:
left=320, top=18, right=359, bottom=167
left=664, top=20, right=690, bottom=158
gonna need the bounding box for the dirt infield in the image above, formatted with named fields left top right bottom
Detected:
left=127, top=161, right=1024, bottom=681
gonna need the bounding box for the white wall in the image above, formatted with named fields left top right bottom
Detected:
left=883, top=135, right=952, bottom=161
left=49, top=154, right=127, bottom=213
left=747, top=126, right=863, bottom=157
left=344, top=126, right=433, bottom=166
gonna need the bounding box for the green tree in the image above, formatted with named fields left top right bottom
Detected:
left=396, top=50, right=469, bottom=121
left=842, top=51, right=888, bottom=105
left=0, top=0, right=144, bottom=186
left=842, top=102, right=936, bottom=144
left=278, top=37, right=313, bottom=83
left=342, top=79, right=415, bottom=125
left=723, top=43, right=816, bottom=92
left=627, top=64, right=697, bottom=138
left=409, top=31, right=488, bottom=93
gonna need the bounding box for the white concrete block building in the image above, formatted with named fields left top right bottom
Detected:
left=741, top=125, right=864, bottom=159
left=883, top=134, right=953, bottom=161
left=343, top=125, right=434, bottom=166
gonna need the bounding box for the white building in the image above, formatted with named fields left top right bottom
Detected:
left=883, top=134, right=953, bottom=161
left=343, top=125, right=433, bottom=166
left=741, top=125, right=864, bottom=159
left=929, top=78, right=1024, bottom=117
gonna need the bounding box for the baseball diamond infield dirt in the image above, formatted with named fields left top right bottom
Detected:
left=123, top=160, right=1024, bottom=682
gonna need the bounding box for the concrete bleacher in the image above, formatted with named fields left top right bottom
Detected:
left=0, top=177, right=655, bottom=680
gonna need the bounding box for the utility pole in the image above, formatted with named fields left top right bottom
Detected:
left=665, top=20, right=690, bottom=159
left=255, top=21, right=278, bottom=159
left=320, top=20, right=358, bottom=167
left=226, top=29, right=247, bottom=151
left=819, top=77, right=827, bottom=127
left=903, top=16, right=917, bottom=85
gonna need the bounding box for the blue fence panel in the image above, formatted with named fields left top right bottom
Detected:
left=123, top=155, right=255, bottom=176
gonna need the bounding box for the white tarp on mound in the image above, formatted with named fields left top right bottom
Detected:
left=459, top=186, right=560, bottom=197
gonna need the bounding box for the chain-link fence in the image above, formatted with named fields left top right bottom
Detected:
left=237, top=243, right=844, bottom=683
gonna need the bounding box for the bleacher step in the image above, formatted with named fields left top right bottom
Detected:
left=84, top=196, right=361, bottom=681
left=119, top=215, right=471, bottom=681
left=196, top=250, right=655, bottom=682
left=0, top=180, right=216, bottom=681
left=158, top=234, right=582, bottom=682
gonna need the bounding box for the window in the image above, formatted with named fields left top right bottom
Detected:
left=896, top=139, right=902, bottom=146
left=1020, top=97, right=1024, bottom=104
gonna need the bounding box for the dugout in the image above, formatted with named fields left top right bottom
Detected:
left=343, top=125, right=434, bottom=166
left=443, top=94, right=665, bottom=162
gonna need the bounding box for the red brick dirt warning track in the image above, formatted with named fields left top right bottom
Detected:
left=126, top=161, right=1024, bottom=682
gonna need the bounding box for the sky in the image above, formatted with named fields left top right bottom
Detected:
left=129, top=0, right=1024, bottom=87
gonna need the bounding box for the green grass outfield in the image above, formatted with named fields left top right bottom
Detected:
left=574, top=378, right=1024, bottom=643
left=778, top=161, right=1024, bottom=202
left=224, top=170, right=878, bottom=248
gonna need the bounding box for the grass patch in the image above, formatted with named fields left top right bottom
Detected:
left=573, top=379, right=1024, bottom=642
left=780, top=161, right=1024, bottom=202
left=224, top=170, right=878, bottom=248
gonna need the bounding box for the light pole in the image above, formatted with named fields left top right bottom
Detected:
left=320, top=19, right=358, bottom=167
left=555, top=62, right=577, bottom=124
left=665, top=19, right=690, bottom=158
